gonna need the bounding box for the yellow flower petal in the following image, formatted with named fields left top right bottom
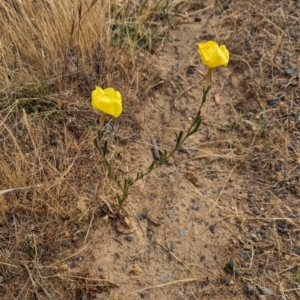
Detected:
left=91, top=86, right=122, bottom=118
left=198, top=41, right=229, bottom=69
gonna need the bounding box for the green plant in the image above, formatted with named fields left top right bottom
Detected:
left=94, top=86, right=210, bottom=211
left=93, top=39, right=230, bottom=212
left=243, top=112, right=274, bottom=136
left=292, top=270, right=300, bottom=282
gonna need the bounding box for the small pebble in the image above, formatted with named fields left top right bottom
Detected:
left=104, top=123, right=113, bottom=132
left=167, top=212, right=174, bottom=218
left=209, top=224, right=215, bottom=234
left=245, top=282, right=255, bottom=294
left=267, top=98, right=280, bottom=106
left=221, top=277, right=229, bottom=285
left=284, top=68, right=295, bottom=76
left=178, top=229, right=185, bottom=237
left=125, top=235, right=134, bottom=242
left=259, top=286, right=273, bottom=296
left=50, top=137, right=57, bottom=146
left=137, top=213, right=146, bottom=220
left=140, top=291, right=147, bottom=298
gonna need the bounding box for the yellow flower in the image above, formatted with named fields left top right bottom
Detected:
left=198, top=41, right=229, bottom=69
left=92, top=86, right=122, bottom=118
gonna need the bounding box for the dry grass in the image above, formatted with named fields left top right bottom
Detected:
left=0, top=0, right=188, bottom=298
left=1, top=0, right=300, bottom=299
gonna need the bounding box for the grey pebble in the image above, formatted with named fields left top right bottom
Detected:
left=267, top=98, right=280, bottom=106
left=178, top=229, right=185, bottom=237
left=245, top=282, right=255, bottom=294
left=259, top=286, right=273, bottom=296
left=140, top=291, right=147, bottom=298
left=167, top=212, right=174, bottom=218
left=50, top=137, right=57, bottom=146
left=209, top=224, right=215, bottom=234
left=137, top=213, right=146, bottom=220
left=125, top=235, right=134, bottom=242
left=284, top=68, right=295, bottom=76
left=104, top=123, right=113, bottom=132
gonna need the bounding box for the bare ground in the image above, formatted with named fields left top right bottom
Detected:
left=1, top=1, right=300, bottom=300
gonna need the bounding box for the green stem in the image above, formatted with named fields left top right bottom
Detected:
left=116, top=85, right=211, bottom=209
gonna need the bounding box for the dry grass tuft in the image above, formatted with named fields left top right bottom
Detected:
left=0, top=0, right=188, bottom=298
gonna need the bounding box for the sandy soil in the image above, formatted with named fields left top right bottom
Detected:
left=1, top=1, right=300, bottom=300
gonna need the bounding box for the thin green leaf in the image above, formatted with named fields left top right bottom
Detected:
left=104, top=159, right=112, bottom=176
left=93, top=139, right=101, bottom=152
left=175, top=131, right=183, bottom=147
left=148, top=161, right=155, bottom=172
left=103, top=140, right=108, bottom=156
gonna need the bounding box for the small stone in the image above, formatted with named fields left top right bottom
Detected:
left=230, top=280, right=234, bottom=285
left=61, top=240, right=71, bottom=247
left=167, top=212, right=174, bottom=218
left=245, top=282, right=255, bottom=294
left=131, top=155, right=139, bottom=161
left=221, top=277, right=229, bottom=285
left=258, top=295, right=267, bottom=300
left=50, top=136, right=57, bottom=146
left=267, top=98, right=280, bottom=106
left=209, top=224, right=215, bottom=234
left=137, top=213, right=146, bottom=220
left=98, top=266, right=103, bottom=271
left=284, top=68, right=295, bottom=76
left=259, top=286, right=273, bottom=296
left=140, top=291, right=147, bottom=298
left=125, top=235, right=134, bottom=242
left=178, top=229, right=185, bottom=237
left=104, top=123, right=113, bottom=132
